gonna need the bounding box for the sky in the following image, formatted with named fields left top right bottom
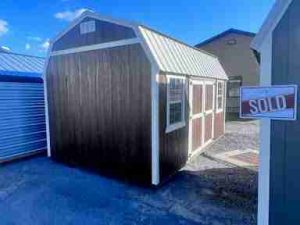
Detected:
left=0, top=0, right=275, bottom=57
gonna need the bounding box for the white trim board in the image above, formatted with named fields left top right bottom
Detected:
left=43, top=42, right=53, bottom=158
left=257, top=34, right=272, bottom=225
left=51, top=38, right=140, bottom=56
left=151, top=69, right=160, bottom=186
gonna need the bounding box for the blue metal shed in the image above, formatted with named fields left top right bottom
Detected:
left=0, top=52, right=46, bottom=162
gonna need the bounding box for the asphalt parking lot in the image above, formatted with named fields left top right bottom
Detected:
left=0, top=155, right=257, bottom=225
left=0, top=121, right=258, bottom=225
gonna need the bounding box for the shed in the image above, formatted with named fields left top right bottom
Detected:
left=252, top=0, right=300, bottom=224
left=0, top=52, right=46, bottom=162
left=45, top=11, right=228, bottom=185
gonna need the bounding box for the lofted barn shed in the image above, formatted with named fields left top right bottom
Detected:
left=45, top=11, right=228, bottom=185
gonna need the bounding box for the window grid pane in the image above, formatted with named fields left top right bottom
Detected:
left=168, top=78, right=184, bottom=125
left=217, top=82, right=223, bottom=110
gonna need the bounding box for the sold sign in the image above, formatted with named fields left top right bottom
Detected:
left=240, top=85, right=298, bottom=120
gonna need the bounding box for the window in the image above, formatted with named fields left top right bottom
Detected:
left=226, top=39, right=237, bottom=45
left=217, top=81, right=224, bottom=112
left=166, top=76, right=186, bottom=133
left=80, top=20, right=96, bottom=34
left=228, top=77, right=242, bottom=97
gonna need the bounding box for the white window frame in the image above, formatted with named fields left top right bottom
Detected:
left=216, top=81, right=224, bottom=113
left=166, top=75, right=186, bottom=133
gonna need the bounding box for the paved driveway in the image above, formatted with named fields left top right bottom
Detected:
left=0, top=156, right=256, bottom=225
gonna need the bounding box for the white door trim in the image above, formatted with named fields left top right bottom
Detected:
left=204, top=80, right=215, bottom=143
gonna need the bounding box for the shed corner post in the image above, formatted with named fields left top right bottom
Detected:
left=151, top=67, right=160, bottom=186
left=43, top=43, right=53, bottom=158
left=257, top=33, right=272, bottom=225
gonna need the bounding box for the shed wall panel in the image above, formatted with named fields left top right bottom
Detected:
left=270, top=0, right=300, bottom=224
left=46, top=44, right=152, bottom=184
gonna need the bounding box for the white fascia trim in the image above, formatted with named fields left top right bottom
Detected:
left=51, top=38, right=140, bottom=56
left=252, top=0, right=293, bottom=51
left=257, top=34, right=272, bottom=225
left=43, top=43, right=53, bottom=157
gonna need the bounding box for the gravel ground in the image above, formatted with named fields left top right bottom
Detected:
left=204, top=120, right=259, bottom=155
left=183, top=120, right=259, bottom=219
left=0, top=156, right=257, bottom=225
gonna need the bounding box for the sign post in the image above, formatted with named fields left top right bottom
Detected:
left=240, top=85, right=298, bottom=120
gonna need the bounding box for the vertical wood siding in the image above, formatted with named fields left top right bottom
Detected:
left=52, top=17, right=136, bottom=51
left=204, top=114, right=213, bottom=142
left=193, top=85, right=203, bottom=114
left=205, top=84, right=214, bottom=110
left=192, top=118, right=202, bottom=151
left=158, top=75, right=189, bottom=183
left=46, top=44, right=152, bottom=184
left=214, top=112, right=224, bottom=139
left=270, top=1, right=300, bottom=224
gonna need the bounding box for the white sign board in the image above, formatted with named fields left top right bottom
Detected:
left=240, top=85, right=298, bottom=120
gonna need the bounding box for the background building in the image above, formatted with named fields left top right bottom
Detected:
left=196, top=29, right=259, bottom=119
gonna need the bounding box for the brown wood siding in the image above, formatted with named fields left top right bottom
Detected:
left=204, top=114, right=213, bottom=142
left=46, top=44, right=152, bottom=185
left=205, top=84, right=214, bottom=110
left=52, top=17, right=136, bottom=51
left=192, top=118, right=202, bottom=151
left=214, top=112, right=224, bottom=139
left=193, top=84, right=203, bottom=114
left=158, top=75, right=189, bottom=183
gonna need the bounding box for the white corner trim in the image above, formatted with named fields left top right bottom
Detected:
left=151, top=69, right=160, bottom=186
left=257, top=34, right=272, bottom=225
left=43, top=43, right=53, bottom=158
left=51, top=38, right=140, bottom=56
left=252, top=0, right=293, bottom=51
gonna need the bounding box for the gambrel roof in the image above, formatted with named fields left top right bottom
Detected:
left=51, top=10, right=228, bottom=80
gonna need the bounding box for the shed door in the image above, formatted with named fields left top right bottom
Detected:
left=0, top=82, right=47, bottom=162
left=189, top=80, right=204, bottom=154
left=204, top=81, right=215, bottom=144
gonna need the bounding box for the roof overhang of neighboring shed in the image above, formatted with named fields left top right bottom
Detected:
left=0, top=52, right=44, bottom=82
left=251, top=0, right=293, bottom=51
left=50, top=10, right=228, bottom=81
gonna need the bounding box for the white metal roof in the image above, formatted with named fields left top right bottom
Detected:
left=252, top=0, right=293, bottom=51
left=51, top=11, right=228, bottom=80
left=139, top=26, right=228, bottom=80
